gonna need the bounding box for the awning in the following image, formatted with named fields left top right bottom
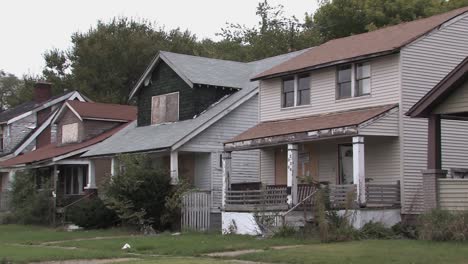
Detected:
left=225, top=104, right=398, bottom=151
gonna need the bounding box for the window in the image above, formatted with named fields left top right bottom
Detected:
left=64, top=166, right=87, bottom=195
left=62, top=123, right=79, bottom=144
left=0, top=125, right=3, bottom=151
left=356, top=63, right=371, bottom=96
left=282, top=77, right=295, bottom=108
left=336, top=62, right=371, bottom=99
left=151, top=92, right=179, bottom=124
left=282, top=74, right=311, bottom=108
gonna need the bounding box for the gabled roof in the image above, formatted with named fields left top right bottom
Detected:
left=62, top=101, right=137, bottom=122
left=225, top=104, right=398, bottom=148
left=83, top=49, right=310, bottom=157
left=407, top=56, right=468, bottom=117
left=0, top=91, right=85, bottom=124
left=0, top=123, right=129, bottom=167
left=253, top=6, right=468, bottom=80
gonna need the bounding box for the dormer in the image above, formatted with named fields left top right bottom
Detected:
left=52, top=101, right=137, bottom=145
left=129, top=51, right=250, bottom=127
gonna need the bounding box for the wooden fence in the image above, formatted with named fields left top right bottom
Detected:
left=366, top=182, right=401, bottom=207
left=438, top=178, right=468, bottom=210
left=0, top=191, right=11, bottom=212
left=181, top=191, right=211, bottom=231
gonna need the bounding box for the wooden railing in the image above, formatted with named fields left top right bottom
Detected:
left=328, top=184, right=357, bottom=209
left=366, top=182, right=401, bottom=207
left=0, top=191, right=11, bottom=212
left=225, top=186, right=288, bottom=211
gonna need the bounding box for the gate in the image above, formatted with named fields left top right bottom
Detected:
left=181, top=191, right=211, bottom=231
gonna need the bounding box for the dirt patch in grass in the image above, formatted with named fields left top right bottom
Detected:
left=30, top=258, right=139, bottom=264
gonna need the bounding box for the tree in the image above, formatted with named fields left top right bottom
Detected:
left=0, top=71, right=39, bottom=109
left=313, top=0, right=468, bottom=41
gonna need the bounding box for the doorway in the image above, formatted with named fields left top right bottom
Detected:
left=338, top=144, right=353, bottom=184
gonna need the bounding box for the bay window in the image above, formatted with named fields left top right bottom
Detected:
left=336, top=62, right=371, bottom=99
left=282, top=74, right=311, bottom=108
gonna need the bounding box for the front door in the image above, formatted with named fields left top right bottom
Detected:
left=339, top=145, right=353, bottom=184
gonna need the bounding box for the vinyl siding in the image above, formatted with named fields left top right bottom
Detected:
left=359, top=108, right=399, bottom=136
left=434, top=81, right=468, bottom=114
left=194, top=153, right=211, bottom=190
left=259, top=54, right=400, bottom=122
left=400, top=14, right=468, bottom=214
left=180, top=95, right=260, bottom=212
left=260, top=148, right=275, bottom=185
left=438, top=179, right=468, bottom=211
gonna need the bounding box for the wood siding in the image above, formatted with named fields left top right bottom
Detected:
left=434, top=81, right=468, bottom=114
left=401, top=14, right=468, bottom=214
left=259, top=54, right=400, bottom=122
left=180, top=95, right=260, bottom=212
left=438, top=178, right=468, bottom=211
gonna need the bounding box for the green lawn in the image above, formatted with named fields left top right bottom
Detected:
left=233, top=240, right=468, bottom=264
left=1, top=225, right=468, bottom=264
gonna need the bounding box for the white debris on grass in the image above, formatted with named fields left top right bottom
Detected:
left=122, top=243, right=131, bottom=250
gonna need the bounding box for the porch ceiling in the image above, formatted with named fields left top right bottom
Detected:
left=225, top=104, right=398, bottom=151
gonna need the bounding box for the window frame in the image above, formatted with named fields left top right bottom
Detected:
left=336, top=62, right=371, bottom=100
left=151, top=92, right=180, bottom=125
left=281, top=74, right=311, bottom=108
left=355, top=62, right=371, bottom=97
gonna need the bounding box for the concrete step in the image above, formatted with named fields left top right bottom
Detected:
left=283, top=211, right=314, bottom=227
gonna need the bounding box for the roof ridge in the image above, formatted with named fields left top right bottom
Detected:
left=67, top=100, right=135, bottom=108
left=160, top=50, right=249, bottom=65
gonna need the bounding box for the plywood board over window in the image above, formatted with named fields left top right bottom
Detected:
left=151, top=92, right=179, bottom=125
left=62, top=123, right=79, bottom=144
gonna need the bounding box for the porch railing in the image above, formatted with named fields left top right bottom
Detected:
left=328, top=184, right=358, bottom=209
left=225, top=185, right=288, bottom=211
left=366, top=182, right=401, bottom=207
left=0, top=191, right=11, bottom=212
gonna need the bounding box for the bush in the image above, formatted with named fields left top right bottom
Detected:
left=104, top=154, right=184, bottom=231
left=274, top=225, right=297, bottom=237
left=10, top=170, right=53, bottom=225
left=66, top=197, right=118, bottom=229
left=418, top=209, right=468, bottom=241
left=360, top=221, right=395, bottom=239
left=391, top=222, right=417, bottom=239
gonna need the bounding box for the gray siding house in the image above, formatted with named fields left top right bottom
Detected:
left=82, top=50, right=308, bottom=230
left=222, top=7, right=468, bottom=234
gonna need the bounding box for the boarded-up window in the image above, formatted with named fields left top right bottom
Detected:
left=62, top=123, right=79, bottom=143
left=151, top=92, right=179, bottom=124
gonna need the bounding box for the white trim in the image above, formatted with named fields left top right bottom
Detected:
left=352, top=136, right=366, bottom=205
left=54, top=159, right=90, bottom=165
left=13, top=109, right=59, bottom=156
left=83, top=117, right=128, bottom=122
left=128, top=52, right=194, bottom=100
left=170, top=151, right=179, bottom=185
left=52, top=147, right=91, bottom=162
left=172, top=88, right=258, bottom=151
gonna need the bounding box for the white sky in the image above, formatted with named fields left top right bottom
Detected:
left=0, top=0, right=319, bottom=77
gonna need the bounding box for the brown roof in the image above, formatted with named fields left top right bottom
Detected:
left=67, top=101, right=137, bottom=121
left=407, top=56, right=468, bottom=117
left=0, top=123, right=129, bottom=167
left=227, top=104, right=397, bottom=143
left=253, top=7, right=468, bottom=80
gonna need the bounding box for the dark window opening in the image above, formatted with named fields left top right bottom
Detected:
left=337, top=65, right=352, bottom=99
left=282, top=77, right=295, bottom=108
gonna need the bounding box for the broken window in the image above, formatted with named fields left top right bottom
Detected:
left=151, top=92, right=179, bottom=124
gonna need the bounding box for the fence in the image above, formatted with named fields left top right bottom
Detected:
left=0, top=191, right=11, bottom=212
left=181, top=191, right=211, bottom=231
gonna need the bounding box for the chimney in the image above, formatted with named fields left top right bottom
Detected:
left=34, top=81, right=52, bottom=103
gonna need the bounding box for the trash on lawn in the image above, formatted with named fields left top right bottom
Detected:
left=172, top=232, right=181, bottom=236
left=122, top=243, right=131, bottom=250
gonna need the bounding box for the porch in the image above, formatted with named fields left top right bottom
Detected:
left=222, top=136, right=402, bottom=213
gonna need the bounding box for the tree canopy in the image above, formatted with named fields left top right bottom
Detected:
left=3, top=0, right=468, bottom=107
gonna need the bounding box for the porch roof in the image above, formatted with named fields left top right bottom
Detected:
left=225, top=104, right=398, bottom=151
left=0, top=123, right=129, bottom=167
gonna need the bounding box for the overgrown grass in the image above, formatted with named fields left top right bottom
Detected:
left=56, top=232, right=315, bottom=256
left=233, top=240, right=468, bottom=264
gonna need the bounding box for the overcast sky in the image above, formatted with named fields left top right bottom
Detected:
left=0, top=0, right=319, bottom=77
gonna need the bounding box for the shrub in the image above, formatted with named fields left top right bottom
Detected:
left=104, top=154, right=179, bottom=231
left=10, top=170, right=53, bottom=225
left=274, top=225, right=297, bottom=237
left=418, top=209, right=468, bottom=241
left=391, top=222, right=417, bottom=239
left=360, top=221, right=395, bottom=239
left=66, top=197, right=118, bottom=229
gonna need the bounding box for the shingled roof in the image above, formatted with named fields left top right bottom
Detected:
left=66, top=101, right=137, bottom=121
left=253, top=6, right=468, bottom=80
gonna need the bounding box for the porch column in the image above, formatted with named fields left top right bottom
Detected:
left=170, top=151, right=179, bottom=185
left=7, top=170, right=16, bottom=190
left=52, top=165, right=58, bottom=226
left=287, top=144, right=298, bottom=206
left=352, top=136, right=366, bottom=205
left=110, top=157, right=119, bottom=177
left=422, top=114, right=446, bottom=211
left=221, top=151, right=232, bottom=209
left=85, top=160, right=97, bottom=191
